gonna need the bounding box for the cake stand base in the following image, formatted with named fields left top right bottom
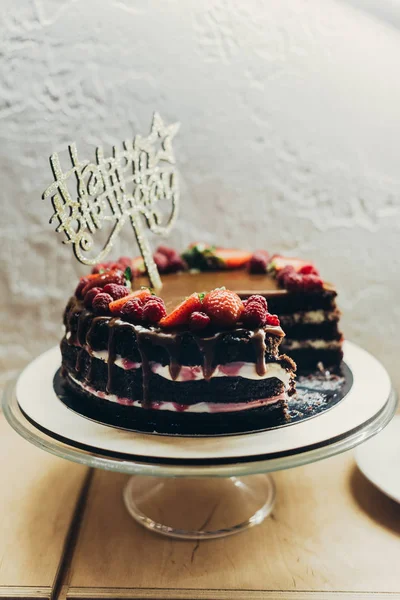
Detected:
left=123, top=474, right=276, bottom=539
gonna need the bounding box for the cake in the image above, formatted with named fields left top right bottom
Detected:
left=137, top=244, right=344, bottom=370
left=60, top=269, right=296, bottom=435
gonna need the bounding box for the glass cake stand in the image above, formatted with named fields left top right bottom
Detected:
left=2, top=341, right=397, bottom=540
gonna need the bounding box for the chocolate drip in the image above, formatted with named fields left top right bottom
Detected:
left=77, top=310, right=91, bottom=347
left=106, top=318, right=120, bottom=393
left=85, top=316, right=109, bottom=352
left=134, top=328, right=151, bottom=408
left=134, top=327, right=184, bottom=407
left=193, top=335, right=220, bottom=380
left=75, top=348, right=85, bottom=373
left=251, top=329, right=267, bottom=376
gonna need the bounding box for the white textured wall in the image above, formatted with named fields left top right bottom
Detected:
left=1, top=0, right=400, bottom=392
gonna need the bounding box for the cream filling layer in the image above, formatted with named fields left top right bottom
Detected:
left=282, top=339, right=342, bottom=350
left=279, top=310, right=338, bottom=325
left=89, top=349, right=291, bottom=386
left=68, top=374, right=285, bottom=414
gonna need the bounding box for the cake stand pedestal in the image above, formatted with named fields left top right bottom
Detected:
left=2, top=341, right=397, bottom=539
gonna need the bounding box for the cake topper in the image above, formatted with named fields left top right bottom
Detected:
left=43, top=112, right=180, bottom=290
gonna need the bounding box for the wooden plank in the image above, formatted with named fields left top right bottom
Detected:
left=66, top=452, right=400, bottom=598
left=0, top=413, right=89, bottom=599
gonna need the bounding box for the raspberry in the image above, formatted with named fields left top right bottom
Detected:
left=143, top=295, right=164, bottom=305
left=84, top=287, right=103, bottom=308
left=75, top=277, right=89, bottom=298
left=298, top=264, right=319, bottom=276
left=301, top=274, right=324, bottom=292
left=153, top=252, right=169, bottom=273
left=284, top=272, right=323, bottom=293
left=203, top=289, right=244, bottom=327
left=121, top=298, right=144, bottom=321
left=189, top=311, right=211, bottom=331
left=156, top=245, right=178, bottom=260
left=167, top=256, right=186, bottom=273
left=276, top=265, right=296, bottom=285
left=245, top=295, right=268, bottom=311
left=92, top=293, right=113, bottom=314
left=117, top=256, right=132, bottom=268
left=242, top=302, right=267, bottom=328
left=265, top=313, right=280, bottom=326
left=248, top=250, right=270, bottom=274
left=103, top=283, right=130, bottom=300
left=143, top=298, right=167, bottom=324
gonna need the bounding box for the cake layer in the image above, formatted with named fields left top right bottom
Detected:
left=284, top=347, right=344, bottom=370
left=64, top=297, right=282, bottom=367
left=278, top=321, right=342, bottom=341
left=61, top=341, right=295, bottom=405
left=63, top=374, right=289, bottom=435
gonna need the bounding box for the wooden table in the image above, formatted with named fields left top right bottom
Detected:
left=1, top=413, right=400, bottom=600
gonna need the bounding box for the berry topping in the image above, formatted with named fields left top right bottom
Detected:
left=121, top=298, right=144, bottom=322
left=103, top=284, right=130, bottom=301
left=276, top=265, right=296, bottom=285
left=189, top=311, right=211, bottom=331
left=83, top=287, right=103, bottom=308
left=268, top=254, right=317, bottom=275
left=92, top=293, right=113, bottom=314
left=156, top=245, right=178, bottom=260
left=167, top=255, right=187, bottom=273
left=109, top=288, right=152, bottom=315
left=242, top=301, right=267, bottom=328
left=91, top=256, right=133, bottom=274
left=283, top=271, right=324, bottom=293
left=159, top=293, right=203, bottom=328
left=202, top=289, right=244, bottom=327
left=153, top=252, right=169, bottom=273
left=298, top=264, right=320, bottom=276
left=265, top=313, right=280, bottom=326
left=182, top=244, right=252, bottom=271
left=82, top=270, right=125, bottom=296
left=143, top=298, right=167, bottom=324
left=244, top=294, right=268, bottom=311
left=75, top=277, right=89, bottom=298
left=248, top=250, right=270, bottom=274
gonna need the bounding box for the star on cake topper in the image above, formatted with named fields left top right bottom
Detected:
left=43, top=112, right=180, bottom=290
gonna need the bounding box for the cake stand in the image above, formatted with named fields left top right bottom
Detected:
left=2, top=341, right=396, bottom=540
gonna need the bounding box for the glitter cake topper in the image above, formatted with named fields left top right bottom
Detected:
left=43, top=112, right=180, bottom=290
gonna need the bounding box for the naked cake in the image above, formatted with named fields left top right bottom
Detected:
left=60, top=267, right=296, bottom=435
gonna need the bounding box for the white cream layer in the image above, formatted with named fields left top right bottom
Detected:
left=279, top=310, right=338, bottom=325
left=89, top=349, right=291, bottom=386
left=68, top=374, right=285, bottom=414
left=282, top=339, right=342, bottom=350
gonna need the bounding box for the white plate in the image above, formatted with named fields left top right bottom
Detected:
left=355, top=415, right=400, bottom=504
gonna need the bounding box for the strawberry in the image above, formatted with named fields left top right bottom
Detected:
left=182, top=244, right=252, bottom=271
left=268, top=255, right=318, bottom=275
left=159, top=293, right=203, bottom=328
left=214, top=248, right=253, bottom=269
left=203, top=289, right=244, bottom=327
left=82, top=270, right=125, bottom=296
left=109, top=288, right=152, bottom=315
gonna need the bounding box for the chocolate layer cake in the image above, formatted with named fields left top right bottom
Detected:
left=137, top=270, right=343, bottom=371
left=61, top=278, right=296, bottom=435
left=148, top=244, right=344, bottom=370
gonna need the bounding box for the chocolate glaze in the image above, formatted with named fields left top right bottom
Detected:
left=63, top=296, right=289, bottom=408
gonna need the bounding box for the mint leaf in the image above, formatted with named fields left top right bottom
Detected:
left=124, top=266, right=132, bottom=282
